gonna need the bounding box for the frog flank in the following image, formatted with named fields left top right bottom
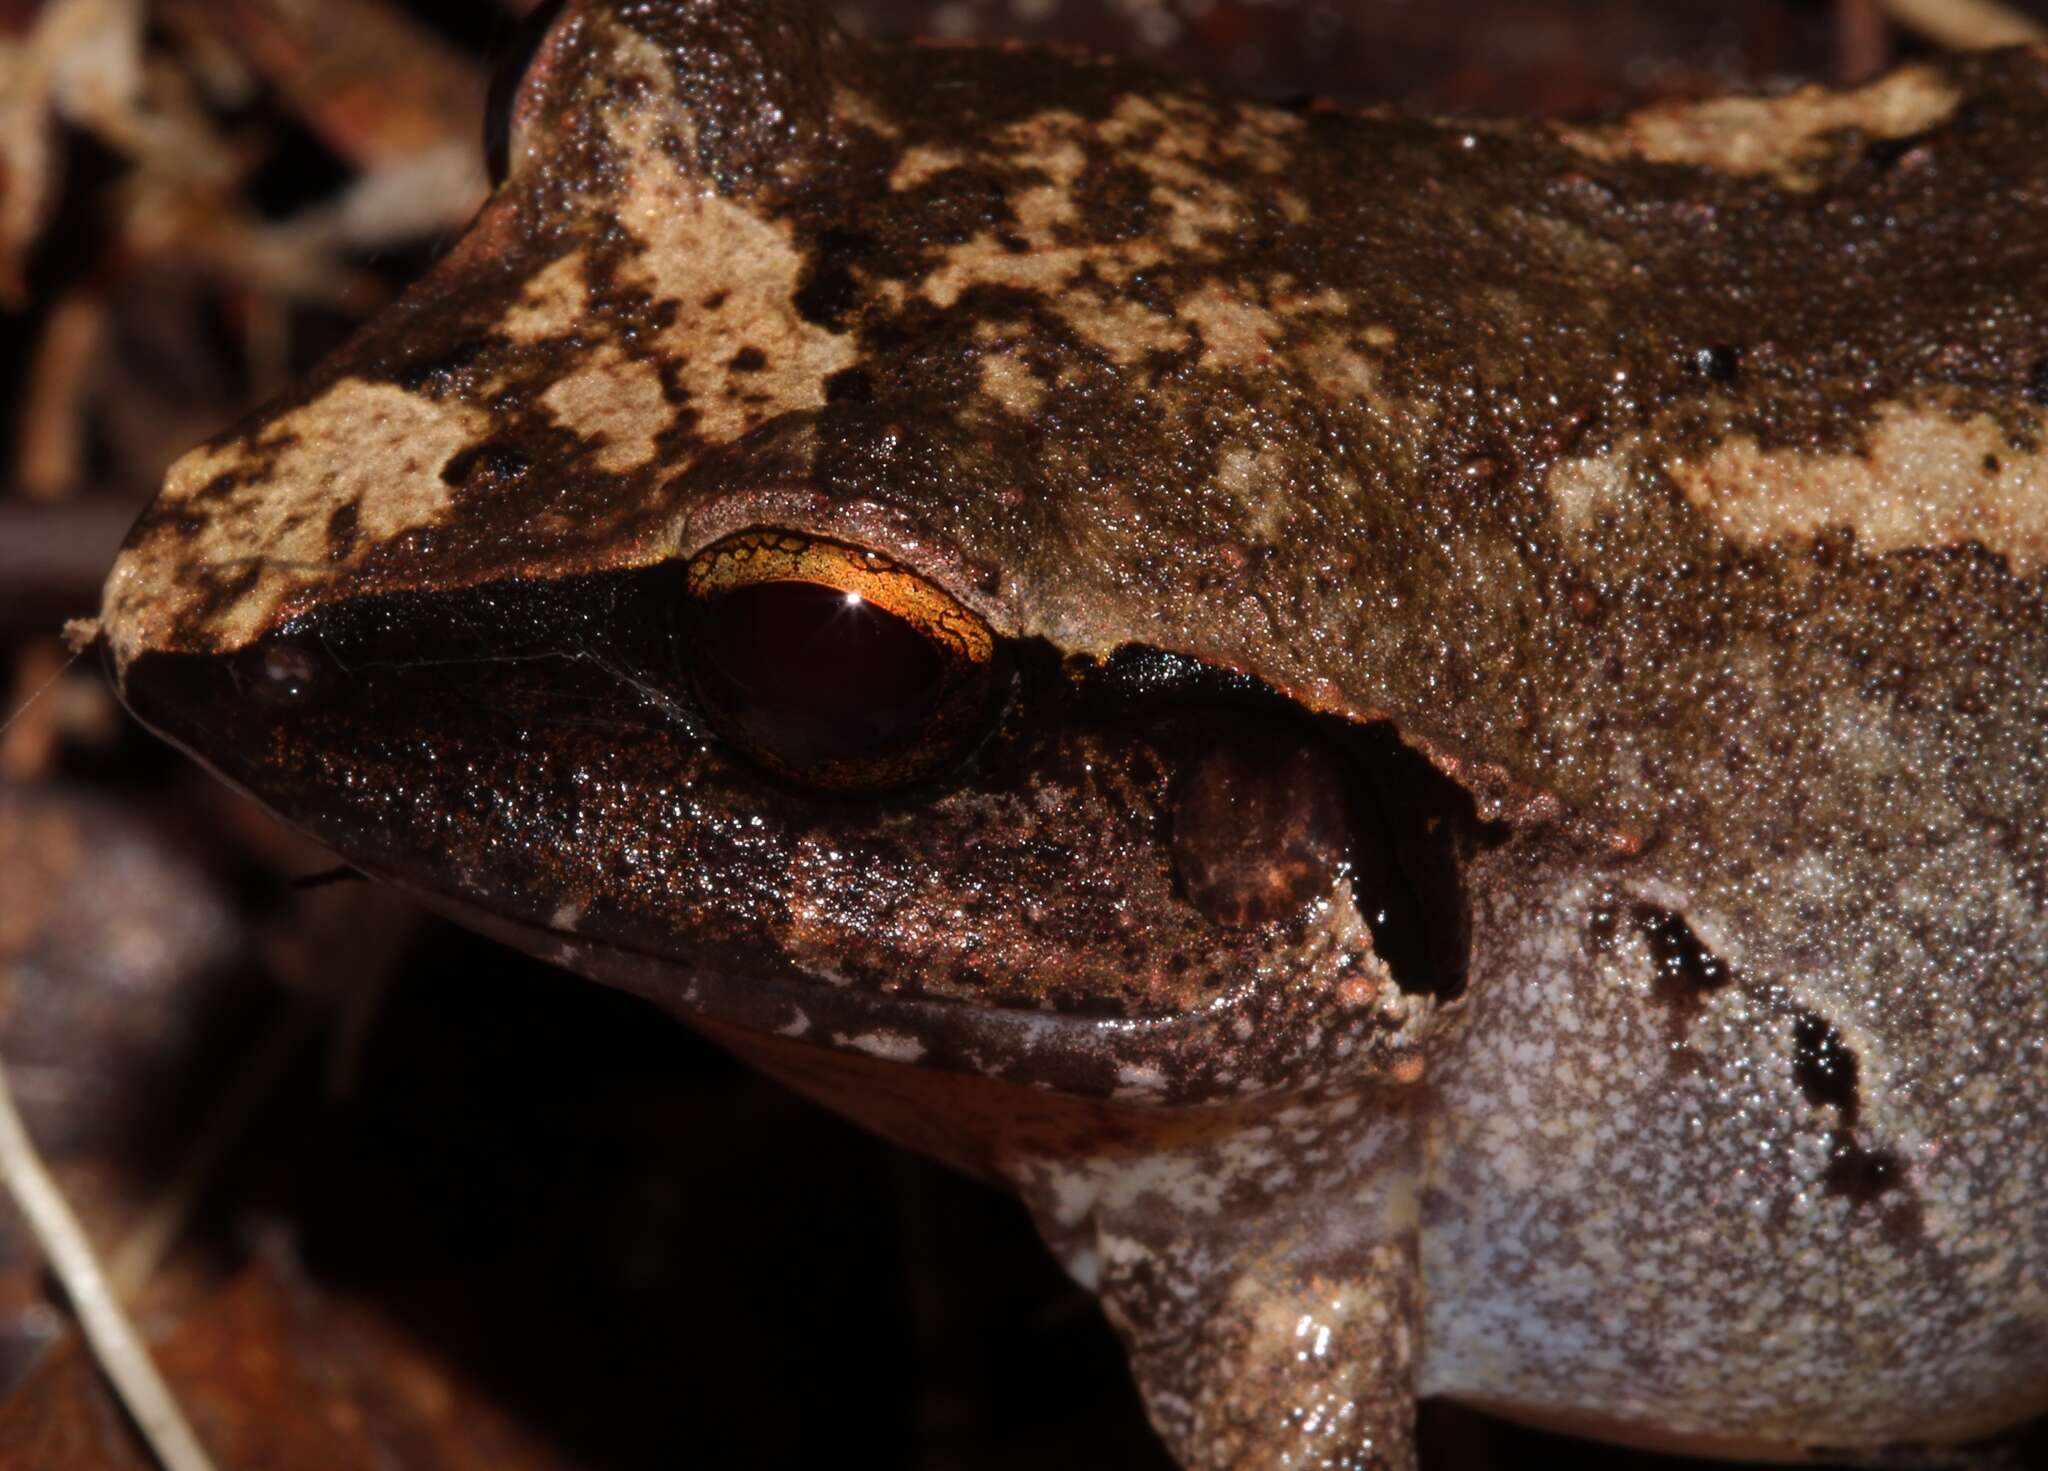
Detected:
left=96, top=2, right=2048, bottom=1467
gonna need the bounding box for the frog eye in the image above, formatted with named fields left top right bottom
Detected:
left=683, top=530, right=1000, bottom=793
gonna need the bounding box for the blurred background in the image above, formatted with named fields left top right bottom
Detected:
left=2, top=1, right=2045, bottom=1466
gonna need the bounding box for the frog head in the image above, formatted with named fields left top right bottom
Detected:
left=97, top=3, right=2048, bottom=1467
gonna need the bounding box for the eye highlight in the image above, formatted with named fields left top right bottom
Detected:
left=684, top=529, right=999, bottom=792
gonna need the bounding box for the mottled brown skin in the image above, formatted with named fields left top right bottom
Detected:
left=94, top=3, right=2048, bottom=1467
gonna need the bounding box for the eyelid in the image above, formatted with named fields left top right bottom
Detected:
left=685, top=530, right=994, bottom=667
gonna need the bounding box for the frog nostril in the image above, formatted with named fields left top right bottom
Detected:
left=244, top=640, right=326, bottom=706
left=1170, top=736, right=1353, bottom=930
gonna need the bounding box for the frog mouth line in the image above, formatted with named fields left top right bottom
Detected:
left=401, top=877, right=1340, bottom=1107
left=113, top=634, right=1464, bottom=1106
left=131, top=702, right=1230, bottom=1077
left=278, top=825, right=1436, bottom=1108
left=122, top=723, right=1246, bottom=1099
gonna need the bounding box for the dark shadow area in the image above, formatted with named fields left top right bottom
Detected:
left=262, top=922, right=1177, bottom=1470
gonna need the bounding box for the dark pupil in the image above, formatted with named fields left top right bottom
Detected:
left=693, top=579, right=947, bottom=767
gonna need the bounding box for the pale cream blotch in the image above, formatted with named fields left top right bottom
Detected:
left=1063, top=295, right=1192, bottom=365
left=831, top=1029, right=927, bottom=1064
left=831, top=84, right=900, bottom=140
left=918, top=101, right=1307, bottom=368
left=538, top=344, right=671, bottom=472
left=1669, top=405, right=2048, bottom=572
left=1547, top=403, right=2048, bottom=574
left=1214, top=441, right=1306, bottom=546
left=500, top=251, right=591, bottom=343
left=1179, top=282, right=1279, bottom=371
left=100, top=379, right=494, bottom=667
left=597, top=25, right=855, bottom=443
left=887, top=141, right=967, bottom=192
left=1293, top=323, right=1431, bottom=446
left=1096, top=94, right=1300, bottom=249
left=1555, top=64, right=1962, bottom=187
left=975, top=342, right=1048, bottom=418
left=1545, top=446, right=1642, bottom=532
left=917, top=116, right=1100, bottom=311
left=627, top=195, right=855, bottom=442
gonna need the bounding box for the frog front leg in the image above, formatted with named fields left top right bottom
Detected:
left=1013, top=1090, right=1424, bottom=1470
left=1097, top=1226, right=1423, bottom=1471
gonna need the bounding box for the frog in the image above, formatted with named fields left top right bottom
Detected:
left=86, top=0, right=2048, bottom=1466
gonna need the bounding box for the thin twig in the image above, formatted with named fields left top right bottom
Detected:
left=2, top=638, right=115, bottom=772
left=1878, top=0, right=2048, bottom=46
left=13, top=288, right=105, bottom=498
left=0, top=645, right=81, bottom=766
left=109, top=1003, right=319, bottom=1301
left=0, top=1051, right=220, bottom=1471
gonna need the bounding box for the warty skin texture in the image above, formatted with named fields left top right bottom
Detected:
left=95, top=2, right=2048, bottom=1466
